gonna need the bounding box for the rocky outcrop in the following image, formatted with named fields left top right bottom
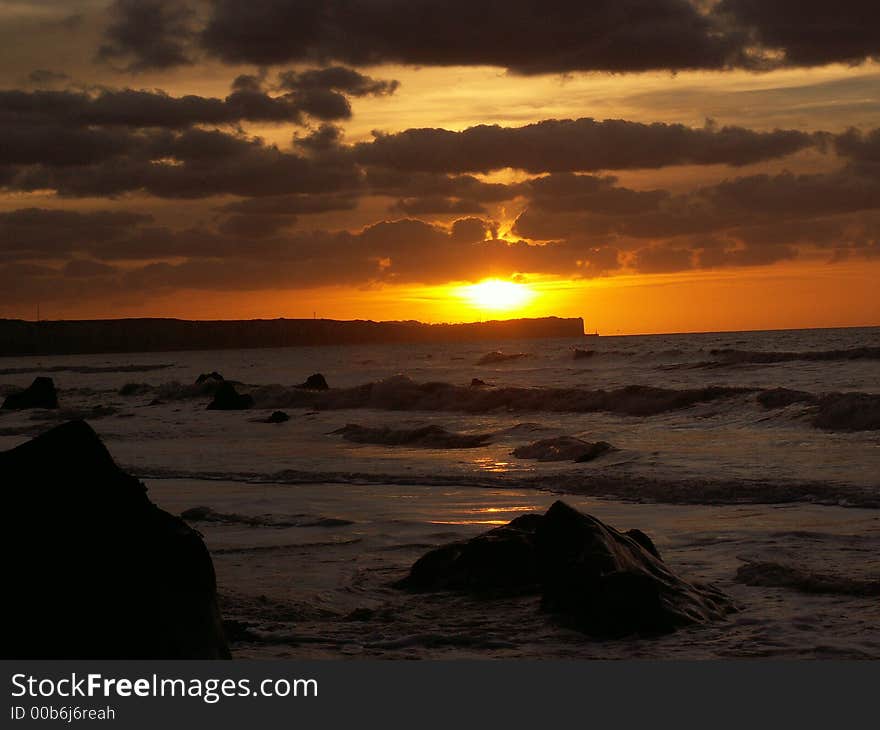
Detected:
left=512, top=436, right=615, bottom=462
left=296, top=373, right=329, bottom=390
left=264, top=410, right=290, bottom=423
left=396, top=501, right=734, bottom=637
left=206, top=381, right=254, bottom=410
left=0, top=420, right=230, bottom=658
left=1, top=376, right=58, bottom=410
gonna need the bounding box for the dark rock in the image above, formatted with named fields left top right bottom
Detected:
left=265, top=410, right=290, bottom=423
left=119, top=382, right=152, bottom=396
left=296, top=373, right=329, bottom=390
left=396, top=501, right=733, bottom=637
left=0, top=420, right=229, bottom=658
left=196, top=371, right=225, bottom=385
left=206, top=381, right=254, bottom=410
left=470, top=378, right=488, bottom=387
left=572, top=348, right=595, bottom=359
left=332, top=423, right=492, bottom=448
left=148, top=398, right=164, bottom=406
left=2, top=376, right=58, bottom=410
left=395, top=514, right=544, bottom=594
left=625, top=528, right=661, bottom=559
left=512, top=436, right=615, bottom=462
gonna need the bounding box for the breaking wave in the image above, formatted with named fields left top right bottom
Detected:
left=250, top=375, right=757, bottom=417
left=0, top=363, right=174, bottom=376
left=180, top=505, right=353, bottom=528
left=330, top=423, right=493, bottom=448
left=133, top=465, right=880, bottom=510
left=735, top=561, right=880, bottom=596
left=115, top=374, right=880, bottom=431
left=688, top=346, right=880, bottom=368
left=757, top=388, right=880, bottom=431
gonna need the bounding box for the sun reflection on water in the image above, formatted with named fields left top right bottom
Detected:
left=429, top=504, right=541, bottom=525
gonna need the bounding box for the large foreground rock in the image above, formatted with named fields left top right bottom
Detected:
left=2, top=376, right=58, bottom=409
left=0, top=420, right=230, bottom=658
left=396, top=501, right=734, bottom=637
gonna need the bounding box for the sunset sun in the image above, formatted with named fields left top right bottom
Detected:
left=460, top=279, right=534, bottom=312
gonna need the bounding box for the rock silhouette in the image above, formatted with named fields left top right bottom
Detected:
left=195, top=371, right=225, bottom=385
left=206, top=381, right=254, bottom=410
left=296, top=373, right=329, bottom=390
left=572, top=348, right=595, bottom=359
left=0, top=420, right=229, bottom=658
left=264, top=410, right=291, bottom=423
left=512, top=436, right=615, bottom=462
left=396, top=501, right=733, bottom=637
left=1, top=376, right=59, bottom=410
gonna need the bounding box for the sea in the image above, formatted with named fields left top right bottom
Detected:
left=1, top=326, right=878, bottom=658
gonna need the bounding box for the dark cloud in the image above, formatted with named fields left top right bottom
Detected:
left=4, top=124, right=362, bottom=198
left=354, top=118, right=816, bottom=174
left=26, top=69, right=71, bottom=87
left=513, top=167, right=880, bottom=242
left=0, top=208, right=153, bottom=259
left=834, top=127, right=880, bottom=166
left=391, top=196, right=488, bottom=216
left=218, top=193, right=358, bottom=216
left=63, top=259, right=118, bottom=278
left=277, top=66, right=399, bottom=97
left=98, top=0, right=198, bottom=71
left=2, top=86, right=318, bottom=130
left=630, top=246, right=695, bottom=273
left=719, top=0, right=880, bottom=68
left=94, top=1, right=880, bottom=75
left=198, top=0, right=738, bottom=72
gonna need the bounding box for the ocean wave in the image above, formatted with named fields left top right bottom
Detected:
left=133, top=465, right=880, bottom=510
left=117, top=373, right=880, bottom=430
left=757, top=389, right=880, bottom=431
left=0, top=363, right=174, bottom=376
left=330, top=423, right=493, bottom=448
left=250, top=375, right=757, bottom=417
left=813, top=392, right=880, bottom=432
left=181, top=505, right=353, bottom=528
left=699, top=346, right=880, bottom=368
left=735, top=561, right=880, bottom=596
left=477, top=351, right=530, bottom=365
left=28, top=405, right=120, bottom=421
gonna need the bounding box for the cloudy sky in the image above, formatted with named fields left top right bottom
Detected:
left=2, top=0, right=879, bottom=332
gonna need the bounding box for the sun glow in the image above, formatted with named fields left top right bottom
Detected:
left=460, top=279, right=535, bottom=312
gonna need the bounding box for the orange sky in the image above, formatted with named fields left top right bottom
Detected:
left=2, top=2, right=880, bottom=333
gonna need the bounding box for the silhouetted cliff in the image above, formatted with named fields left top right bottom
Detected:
left=0, top=317, right=585, bottom=356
